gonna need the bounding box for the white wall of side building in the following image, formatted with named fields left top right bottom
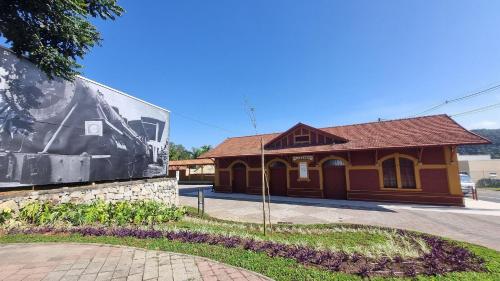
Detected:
left=459, top=157, right=500, bottom=183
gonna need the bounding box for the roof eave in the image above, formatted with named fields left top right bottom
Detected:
left=205, top=141, right=491, bottom=158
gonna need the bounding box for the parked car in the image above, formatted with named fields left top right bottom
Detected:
left=460, top=173, right=475, bottom=195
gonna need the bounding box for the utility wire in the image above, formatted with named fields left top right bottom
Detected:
left=450, top=101, right=500, bottom=117
left=170, top=111, right=236, bottom=134
left=409, top=83, right=500, bottom=117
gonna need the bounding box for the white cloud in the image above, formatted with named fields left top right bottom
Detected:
left=467, top=120, right=500, bottom=129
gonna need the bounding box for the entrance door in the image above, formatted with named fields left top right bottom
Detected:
left=269, top=161, right=287, bottom=196
left=322, top=159, right=347, bottom=199
left=232, top=163, right=247, bottom=193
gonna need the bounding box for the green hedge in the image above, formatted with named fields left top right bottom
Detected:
left=17, top=200, right=185, bottom=226
left=477, top=178, right=500, bottom=188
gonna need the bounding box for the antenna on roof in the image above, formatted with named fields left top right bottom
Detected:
left=244, top=98, right=258, bottom=134
left=244, top=97, right=271, bottom=235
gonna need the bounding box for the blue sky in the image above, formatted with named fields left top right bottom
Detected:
left=5, top=1, right=500, bottom=149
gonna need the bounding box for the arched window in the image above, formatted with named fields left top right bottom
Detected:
left=270, top=161, right=286, bottom=169
left=399, top=157, right=416, bottom=189
left=323, top=159, right=345, bottom=167
left=232, top=162, right=246, bottom=170
left=382, top=158, right=398, bottom=188
left=381, top=155, right=418, bottom=189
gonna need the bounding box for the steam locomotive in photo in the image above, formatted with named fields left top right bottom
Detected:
left=0, top=47, right=169, bottom=187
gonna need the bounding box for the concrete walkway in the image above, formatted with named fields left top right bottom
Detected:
left=180, top=185, right=500, bottom=251
left=0, top=243, right=270, bottom=281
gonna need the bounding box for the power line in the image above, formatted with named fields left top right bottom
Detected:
left=450, top=101, right=500, bottom=117
left=170, top=111, right=236, bottom=134
left=409, top=83, right=500, bottom=117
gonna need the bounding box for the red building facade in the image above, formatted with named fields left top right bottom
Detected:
left=201, top=115, right=490, bottom=206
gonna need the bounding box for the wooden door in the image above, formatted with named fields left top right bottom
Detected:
left=232, top=163, right=246, bottom=193
left=269, top=162, right=287, bottom=196
left=322, top=159, right=347, bottom=199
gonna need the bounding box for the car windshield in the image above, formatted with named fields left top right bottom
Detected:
left=460, top=174, right=472, bottom=183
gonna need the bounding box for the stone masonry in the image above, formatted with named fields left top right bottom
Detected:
left=0, top=178, right=178, bottom=212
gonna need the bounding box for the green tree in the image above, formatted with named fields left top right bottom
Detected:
left=168, top=143, right=212, bottom=160
left=0, top=0, right=124, bottom=81
left=169, top=143, right=191, bottom=161
left=190, top=145, right=212, bottom=159
left=458, top=129, right=500, bottom=159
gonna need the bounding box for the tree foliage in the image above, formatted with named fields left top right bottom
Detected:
left=476, top=178, right=500, bottom=188
left=458, top=129, right=500, bottom=159
left=190, top=145, right=212, bottom=159
left=169, top=142, right=212, bottom=160
left=169, top=143, right=191, bottom=161
left=0, top=0, right=124, bottom=81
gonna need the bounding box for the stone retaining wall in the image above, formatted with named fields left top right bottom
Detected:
left=0, top=177, right=178, bottom=211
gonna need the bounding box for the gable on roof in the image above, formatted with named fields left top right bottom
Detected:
left=200, top=115, right=491, bottom=159
left=264, top=123, right=348, bottom=150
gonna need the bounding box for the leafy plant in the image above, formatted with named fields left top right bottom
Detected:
left=18, top=200, right=185, bottom=226
left=19, top=201, right=44, bottom=224
left=0, top=208, right=12, bottom=224
left=6, top=225, right=486, bottom=278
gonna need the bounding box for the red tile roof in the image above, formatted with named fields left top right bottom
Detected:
left=169, top=158, right=214, bottom=166
left=200, top=115, right=490, bottom=158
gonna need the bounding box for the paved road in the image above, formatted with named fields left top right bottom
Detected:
left=477, top=188, right=500, bottom=203
left=0, top=243, right=270, bottom=281
left=180, top=185, right=500, bottom=251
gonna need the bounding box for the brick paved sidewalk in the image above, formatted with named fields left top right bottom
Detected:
left=0, top=243, right=271, bottom=281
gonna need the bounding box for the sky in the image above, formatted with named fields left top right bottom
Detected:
left=5, top=0, right=500, bottom=149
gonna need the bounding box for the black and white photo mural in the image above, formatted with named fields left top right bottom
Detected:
left=0, top=47, right=170, bottom=187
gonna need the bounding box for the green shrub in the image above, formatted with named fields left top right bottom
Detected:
left=477, top=178, right=500, bottom=188
left=0, top=208, right=13, bottom=224
left=18, top=200, right=185, bottom=226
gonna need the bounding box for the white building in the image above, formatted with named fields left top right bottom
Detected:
left=458, top=154, right=500, bottom=183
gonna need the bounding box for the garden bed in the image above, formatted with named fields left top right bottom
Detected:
left=0, top=202, right=499, bottom=280
left=2, top=225, right=486, bottom=278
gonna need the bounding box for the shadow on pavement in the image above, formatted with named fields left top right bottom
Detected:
left=179, top=184, right=396, bottom=213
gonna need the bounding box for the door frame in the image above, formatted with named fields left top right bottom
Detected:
left=319, top=156, right=350, bottom=193
left=322, top=162, right=347, bottom=199
left=266, top=158, right=289, bottom=195
left=228, top=160, right=249, bottom=191
left=265, top=158, right=291, bottom=190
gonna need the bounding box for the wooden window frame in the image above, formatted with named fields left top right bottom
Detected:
left=382, top=158, right=398, bottom=188
left=297, top=161, right=309, bottom=181
left=294, top=134, right=311, bottom=144
left=378, top=153, right=422, bottom=191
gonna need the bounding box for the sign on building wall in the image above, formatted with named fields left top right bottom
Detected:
left=0, top=48, right=170, bottom=188
left=293, top=155, right=314, bottom=162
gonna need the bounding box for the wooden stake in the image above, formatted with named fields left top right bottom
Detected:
left=265, top=170, right=272, bottom=232
left=261, top=137, right=266, bottom=236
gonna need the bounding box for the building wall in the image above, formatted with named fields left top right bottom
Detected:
left=214, top=146, right=464, bottom=206
left=167, top=168, right=214, bottom=183
left=459, top=159, right=500, bottom=183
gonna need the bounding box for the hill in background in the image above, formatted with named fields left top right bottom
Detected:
left=458, top=129, right=500, bottom=159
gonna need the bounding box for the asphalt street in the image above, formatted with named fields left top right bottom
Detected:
left=477, top=188, right=500, bottom=203
left=179, top=185, right=500, bottom=251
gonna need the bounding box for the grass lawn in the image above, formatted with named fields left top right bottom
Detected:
left=1, top=206, right=499, bottom=280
